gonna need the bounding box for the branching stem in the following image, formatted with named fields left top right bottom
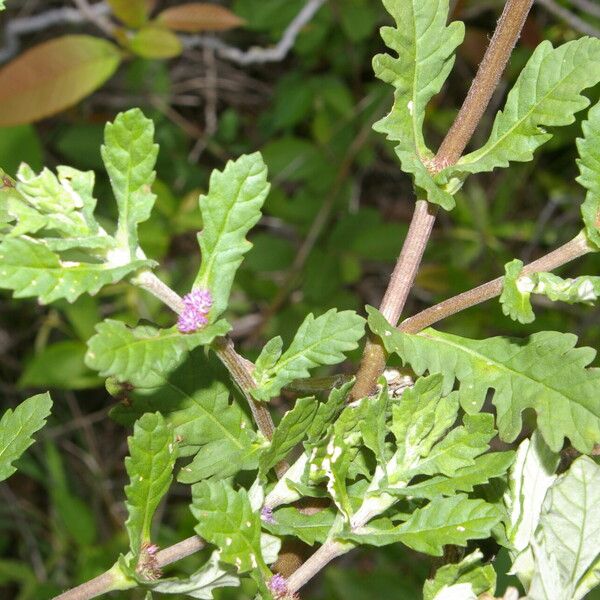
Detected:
left=400, top=233, right=592, bottom=333
left=351, top=0, right=535, bottom=399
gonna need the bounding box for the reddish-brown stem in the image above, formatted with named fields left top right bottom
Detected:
left=400, top=234, right=591, bottom=333
left=351, top=0, right=535, bottom=399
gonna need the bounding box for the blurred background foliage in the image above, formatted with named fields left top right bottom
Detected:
left=0, top=0, right=599, bottom=598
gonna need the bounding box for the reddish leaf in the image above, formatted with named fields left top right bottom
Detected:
left=107, top=0, right=149, bottom=28
left=128, top=26, right=183, bottom=59
left=157, top=3, right=245, bottom=33
left=0, top=35, right=122, bottom=127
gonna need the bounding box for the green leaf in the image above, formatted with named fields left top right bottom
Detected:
left=451, top=38, right=600, bottom=177
left=413, top=413, right=496, bottom=478
left=101, top=108, right=158, bottom=258
left=501, top=258, right=600, bottom=324
left=129, top=26, right=183, bottom=59
left=388, top=452, right=515, bottom=500
left=0, top=237, right=148, bottom=304
left=19, top=340, right=101, bottom=390
left=252, top=309, right=365, bottom=401
left=504, top=433, right=559, bottom=560
left=342, top=495, right=501, bottom=555
left=527, top=457, right=600, bottom=600
left=577, top=100, right=600, bottom=248
left=124, top=413, right=177, bottom=555
left=148, top=551, right=239, bottom=598
left=191, top=480, right=267, bottom=574
left=107, top=0, right=149, bottom=28
left=194, top=153, right=270, bottom=319
left=0, top=35, right=122, bottom=127
left=0, top=393, right=52, bottom=481
left=259, top=396, right=318, bottom=475
left=85, top=319, right=231, bottom=387
left=368, top=306, right=600, bottom=453
left=305, top=380, right=353, bottom=447
left=373, top=0, right=464, bottom=210
left=111, top=351, right=258, bottom=483
left=263, top=505, right=337, bottom=546
left=390, top=374, right=459, bottom=483
left=423, top=550, right=496, bottom=600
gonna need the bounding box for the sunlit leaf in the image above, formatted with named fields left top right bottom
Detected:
left=191, top=480, right=267, bottom=574
left=369, top=306, right=600, bottom=453
left=85, top=319, right=230, bottom=387
left=125, top=413, right=177, bottom=555
left=252, top=309, right=365, bottom=401
left=374, top=0, right=464, bottom=209
left=451, top=38, right=600, bottom=177
left=577, top=100, right=600, bottom=249
left=194, top=153, right=270, bottom=319
left=0, top=35, right=122, bottom=127
left=101, top=108, right=158, bottom=257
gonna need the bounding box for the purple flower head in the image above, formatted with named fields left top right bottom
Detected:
left=177, top=288, right=213, bottom=333
left=261, top=506, right=275, bottom=525
left=183, top=288, right=213, bottom=314
left=268, top=574, right=288, bottom=598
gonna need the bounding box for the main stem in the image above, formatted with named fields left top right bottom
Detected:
left=351, top=0, right=535, bottom=400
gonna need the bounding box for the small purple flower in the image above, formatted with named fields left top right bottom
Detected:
left=183, top=288, right=213, bottom=314
left=268, top=574, right=288, bottom=598
left=261, top=505, right=275, bottom=524
left=177, top=288, right=213, bottom=333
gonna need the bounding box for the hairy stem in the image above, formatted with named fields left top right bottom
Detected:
left=400, top=233, right=592, bottom=333
left=351, top=0, right=535, bottom=399
left=53, top=536, right=206, bottom=600
left=132, top=271, right=275, bottom=440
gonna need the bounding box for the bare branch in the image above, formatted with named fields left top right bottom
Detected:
left=182, top=0, right=327, bottom=64
left=71, top=0, right=114, bottom=37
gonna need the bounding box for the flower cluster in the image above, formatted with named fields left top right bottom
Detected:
left=136, top=542, right=161, bottom=581
left=261, top=505, right=276, bottom=524
left=177, top=288, right=213, bottom=333
left=268, top=574, right=289, bottom=599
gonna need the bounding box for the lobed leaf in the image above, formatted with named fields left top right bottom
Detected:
left=125, top=412, right=177, bottom=555
left=504, top=432, right=559, bottom=559
left=451, top=38, right=600, bottom=177
left=527, top=457, right=600, bottom=600
left=85, top=319, right=230, bottom=387
left=191, top=480, right=267, bottom=574
left=101, top=108, right=158, bottom=258
left=259, top=396, right=318, bottom=475
left=387, top=452, right=515, bottom=500
left=0, top=393, right=52, bottom=482
left=252, top=309, right=365, bottom=401
left=342, top=495, right=501, bottom=556
left=0, top=237, right=148, bottom=304
left=111, top=351, right=258, bottom=483
left=262, top=505, right=337, bottom=546
left=501, top=258, right=600, bottom=324
left=0, top=35, right=122, bottom=127
left=424, top=550, right=496, bottom=600
left=149, top=551, right=239, bottom=598
left=373, top=0, right=464, bottom=209
left=577, top=100, right=600, bottom=248
left=369, top=306, right=600, bottom=453
left=194, top=153, right=270, bottom=319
